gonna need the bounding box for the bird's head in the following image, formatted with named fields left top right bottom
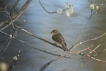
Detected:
left=51, top=30, right=60, bottom=35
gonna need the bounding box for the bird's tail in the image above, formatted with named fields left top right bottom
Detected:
left=62, top=45, right=68, bottom=51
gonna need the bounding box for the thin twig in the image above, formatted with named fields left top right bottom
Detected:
left=0, top=39, right=12, bottom=55
left=14, top=25, right=63, bottom=49
left=89, top=44, right=101, bottom=54
left=0, top=4, right=15, bottom=30
left=0, top=0, right=32, bottom=31
left=38, top=0, right=57, bottom=14
left=39, top=0, right=69, bottom=14
left=73, top=0, right=106, bottom=46
left=0, top=29, right=17, bottom=55
left=8, top=49, right=21, bottom=71
left=71, top=33, right=106, bottom=51
left=0, top=3, right=11, bottom=27
left=76, top=44, right=93, bottom=54
left=10, top=0, right=20, bottom=16
left=0, top=30, right=77, bottom=59
left=0, top=56, right=11, bottom=63
left=39, top=32, right=106, bottom=71
left=0, top=0, right=21, bottom=27
left=93, top=48, right=106, bottom=56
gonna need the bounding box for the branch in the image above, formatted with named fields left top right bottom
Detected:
left=39, top=32, right=106, bottom=71
left=38, top=0, right=69, bottom=14
left=8, top=49, right=21, bottom=71
left=0, top=0, right=32, bottom=31
left=10, top=0, right=20, bottom=16
left=0, top=30, right=78, bottom=59
left=0, top=29, right=17, bottom=55
left=0, top=56, right=11, bottom=63
left=73, top=0, right=106, bottom=45
left=0, top=0, right=22, bottom=27
left=0, top=3, right=11, bottom=27
left=0, top=39, right=12, bottom=55
left=14, top=25, right=63, bottom=50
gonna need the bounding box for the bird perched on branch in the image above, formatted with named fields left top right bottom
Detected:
left=51, top=30, right=68, bottom=51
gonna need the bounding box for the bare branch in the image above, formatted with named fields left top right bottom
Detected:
left=0, top=30, right=77, bottom=59
left=14, top=25, right=63, bottom=50
left=0, top=29, right=17, bottom=55
left=0, top=56, right=11, bottom=63
left=10, top=0, right=20, bottom=16
left=0, top=3, right=15, bottom=30
left=8, top=49, right=21, bottom=71
left=73, top=0, right=106, bottom=45
left=89, top=44, right=101, bottom=54
left=0, top=39, right=12, bottom=55
left=39, top=32, right=106, bottom=71
left=0, top=0, right=32, bottom=31
left=39, top=0, right=69, bottom=14
left=76, top=44, right=93, bottom=54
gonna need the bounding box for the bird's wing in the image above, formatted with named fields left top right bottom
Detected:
left=52, top=34, right=61, bottom=44
left=61, top=35, right=67, bottom=46
left=52, top=33, right=68, bottom=51
left=52, top=33, right=67, bottom=46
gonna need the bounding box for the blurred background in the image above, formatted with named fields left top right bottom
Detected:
left=0, top=0, right=106, bottom=71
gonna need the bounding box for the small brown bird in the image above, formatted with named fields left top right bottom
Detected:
left=51, top=30, right=68, bottom=51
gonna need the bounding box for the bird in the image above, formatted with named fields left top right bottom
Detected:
left=51, top=30, right=68, bottom=51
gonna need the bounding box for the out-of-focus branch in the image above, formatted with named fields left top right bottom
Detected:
left=71, top=33, right=106, bottom=51
left=8, top=49, right=21, bottom=71
left=14, top=25, right=106, bottom=61
left=38, top=0, right=57, bottom=14
left=13, top=0, right=31, bottom=21
left=38, top=0, right=70, bottom=14
left=0, top=3, right=17, bottom=30
left=73, top=0, right=106, bottom=46
left=0, top=0, right=32, bottom=31
left=10, top=0, right=20, bottom=16
left=75, top=44, right=93, bottom=54
left=0, top=56, right=11, bottom=63
left=0, top=0, right=23, bottom=27
left=0, top=29, right=17, bottom=55
left=0, top=3, right=11, bottom=27
left=0, top=30, right=78, bottom=59
left=0, top=39, right=12, bottom=55
left=93, top=48, right=106, bottom=57
left=14, top=25, right=63, bottom=50
left=88, top=44, right=101, bottom=54
left=39, top=32, right=106, bottom=71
